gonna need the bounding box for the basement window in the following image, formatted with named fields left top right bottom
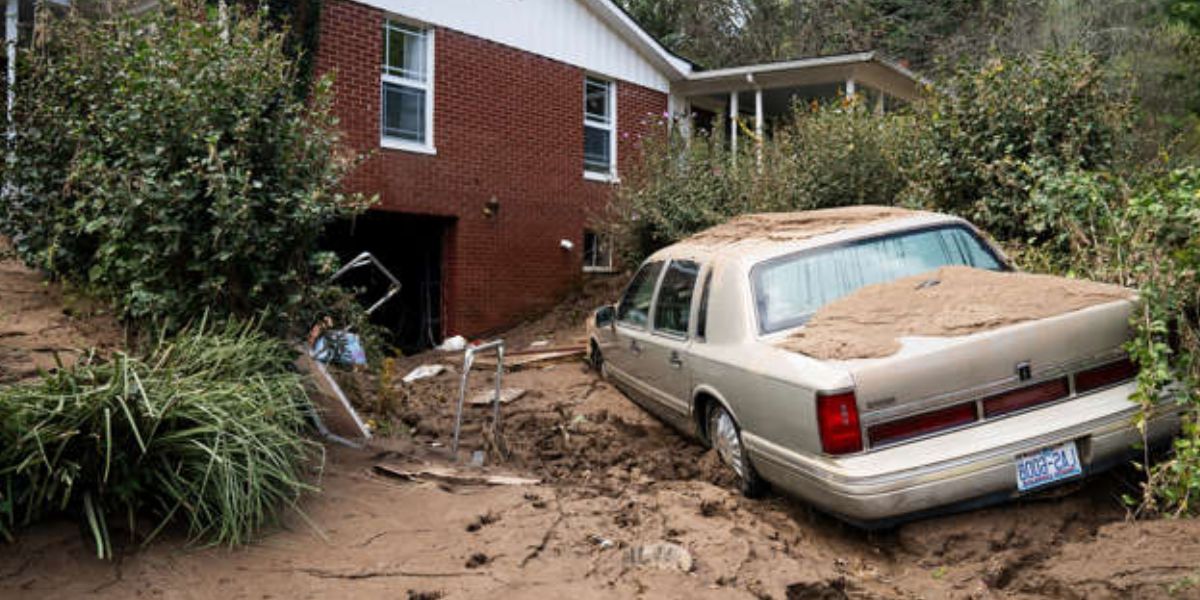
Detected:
left=381, top=19, right=435, bottom=154
left=584, top=77, right=616, bottom=180
left=583, top=230, right=614, bottom=272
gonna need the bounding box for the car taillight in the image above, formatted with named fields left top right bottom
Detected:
left=1075, top=358, right=1137, bottom=394
left=867, top=402, right=977, bottom=447
left=981, top=377, right=1070, bottom=418
left=817, top=391, right=862, bottom=455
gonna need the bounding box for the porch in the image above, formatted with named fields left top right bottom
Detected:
left=670, top=52, right=926, bottom=149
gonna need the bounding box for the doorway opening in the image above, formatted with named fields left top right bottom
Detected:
left=323, top=211, right=451, bottom=354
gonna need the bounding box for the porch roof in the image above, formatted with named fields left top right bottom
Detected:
left=674, top=51, right=927, bottom=102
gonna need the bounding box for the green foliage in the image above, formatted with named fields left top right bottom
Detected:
left=905, top=51, right=1134, bottom=241
left=0, top=3, right=369, bottom=327
left=0, top=319, right=321, bottom=557
left=1016, top=167, right=1200, bottom=516
left=611, top=98, right=918, bottom=260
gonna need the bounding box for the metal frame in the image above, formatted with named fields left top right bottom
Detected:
left=451, top=339, right=506, bottom=458
left=328, top=251, right=402, bottom=316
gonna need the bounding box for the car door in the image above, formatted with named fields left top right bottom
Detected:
left=639, top=259, right=702, bottom=425
left=606, top=260, right=665, bottom=400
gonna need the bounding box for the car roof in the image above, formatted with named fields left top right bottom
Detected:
left=647, top=206, right=966, bottom=266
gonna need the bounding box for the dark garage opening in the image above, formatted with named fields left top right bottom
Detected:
left=322, top=211, right=451, bottom=354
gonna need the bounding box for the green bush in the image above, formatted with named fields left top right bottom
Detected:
left=1, top=3, right=368, bottom=326
left=0, top=319, right=320, bottom=557
left=610, top=98, right=918, bottom=260
left=905, top=50, right=1134, bottom=241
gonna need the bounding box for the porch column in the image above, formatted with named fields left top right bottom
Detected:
left=6, top=0, right=16, bottom=141
left=845, top=78, right=857, bottom=101
left=875, top=91, right=886, bottom=115
left=754, top=88, right=764, bottom=165
left=729, top=91, right=739, bottom=156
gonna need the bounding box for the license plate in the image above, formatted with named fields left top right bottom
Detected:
left=1015, top=441, right=1082, bottom=492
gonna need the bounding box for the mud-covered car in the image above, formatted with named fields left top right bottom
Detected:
left=586, top=206, right=1181, bottom=525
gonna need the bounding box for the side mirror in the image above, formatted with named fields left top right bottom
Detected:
left=595, top=305, right=616, bottom=328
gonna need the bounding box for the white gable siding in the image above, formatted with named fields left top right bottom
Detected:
left=354, top=0, right=674, bottom=92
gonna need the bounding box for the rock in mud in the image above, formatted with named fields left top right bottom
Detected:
left=626, top=542, right=694, bottom=572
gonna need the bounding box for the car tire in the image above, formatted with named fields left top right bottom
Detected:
left=707, top=403, right=767, bottom=498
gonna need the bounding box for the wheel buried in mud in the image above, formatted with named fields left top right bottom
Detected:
left=708, top=404, right=767, bottom=498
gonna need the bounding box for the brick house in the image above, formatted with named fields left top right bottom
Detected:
left=312, top=0, right=923, bottom=349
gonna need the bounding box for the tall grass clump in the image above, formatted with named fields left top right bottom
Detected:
left=0, top=320, right=321, bottom=558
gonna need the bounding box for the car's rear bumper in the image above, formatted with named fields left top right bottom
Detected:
left=744, top=381, right=1182, bottom=524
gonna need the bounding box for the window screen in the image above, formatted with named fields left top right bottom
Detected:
left=382, top=21, right=431, bottom=145
left=584, top=77, right=614, bottom=174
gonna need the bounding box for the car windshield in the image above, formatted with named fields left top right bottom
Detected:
left=753, top=225, right=1004, bottom=334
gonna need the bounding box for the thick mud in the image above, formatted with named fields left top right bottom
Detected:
left=5, top=249, right=1200, bottom=599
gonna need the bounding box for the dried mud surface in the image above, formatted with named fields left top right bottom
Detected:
left=4, top=247, right=1200, bottom=599
left=680, top=206, right=919, bottom=248
left=0, top=239, right=123, bottom=383
left=783, top=266, right=1134, bottom=360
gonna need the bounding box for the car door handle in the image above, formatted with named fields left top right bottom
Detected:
left=669, top=351, right=683, bottom=369
left=630, top=339, right=642, bottom=356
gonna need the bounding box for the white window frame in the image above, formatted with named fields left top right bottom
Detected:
left=381, top=19, right=436, bottom=155
left=583, top=229, right=615, bottom=273
left=583, top=76, right=617, bottom=182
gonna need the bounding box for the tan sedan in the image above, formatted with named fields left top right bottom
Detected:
left=587, top=206, right=1180, bottom=525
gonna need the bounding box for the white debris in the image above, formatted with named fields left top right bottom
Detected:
left=468, top=387, right=527, bottom=406
left=626, top=542, right=694, bottom=572
left=438, top=335, right=467, bottom=352
left=402, top=364, right=446, bottom=384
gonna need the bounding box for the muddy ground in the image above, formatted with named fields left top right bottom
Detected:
left=4, top=257, right=1200, bottom=599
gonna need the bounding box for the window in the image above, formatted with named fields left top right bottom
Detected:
left=653, top=260, right=700, bottom=337
left=584, top=77, right=615, bottom=178
left=752, top=225, right=1005, bottom=334
left=583, top=230, right=614, bottom=272
left=382, top=20, right=433, bottom=152
left=617, top=261, right=663, bottom=328
left=696, top=269, right=713, bottom=340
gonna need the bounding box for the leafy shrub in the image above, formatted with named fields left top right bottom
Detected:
left=905, top=50, right=1134, bottom=241
left=611, top=99, right=918, bottom=260
left=1, top=3, right=368, bottom=326
left=0, top=319, right=320, bottom=557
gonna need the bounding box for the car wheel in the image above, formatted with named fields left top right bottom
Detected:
left=708, top=403, right=767, bottom=498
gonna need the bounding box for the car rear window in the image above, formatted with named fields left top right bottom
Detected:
left=753, top=225, right=1004, bottom=334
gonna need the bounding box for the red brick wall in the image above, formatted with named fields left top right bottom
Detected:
left=316, top=0, right=668, bottom=337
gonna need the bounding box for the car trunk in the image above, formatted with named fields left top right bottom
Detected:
left=849, top=299, right=1134, bottom=449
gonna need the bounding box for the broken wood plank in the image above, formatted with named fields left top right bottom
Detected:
left=473, top=348, right=584, bottom=370
left=373, top=464, right=540, bottom=487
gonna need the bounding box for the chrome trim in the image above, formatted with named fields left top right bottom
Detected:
left=744, top=396, right=1178, bottom=492
left=860, top=351, right=1132, bottom=452
left=859, top=348, right=1126, bottom=426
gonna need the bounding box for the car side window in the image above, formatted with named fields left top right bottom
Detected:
left=617, top=261, right=663, bottom=328
left=653, top=260, right=700, bottom=337
left=696, top=269, right=713, bottom=340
